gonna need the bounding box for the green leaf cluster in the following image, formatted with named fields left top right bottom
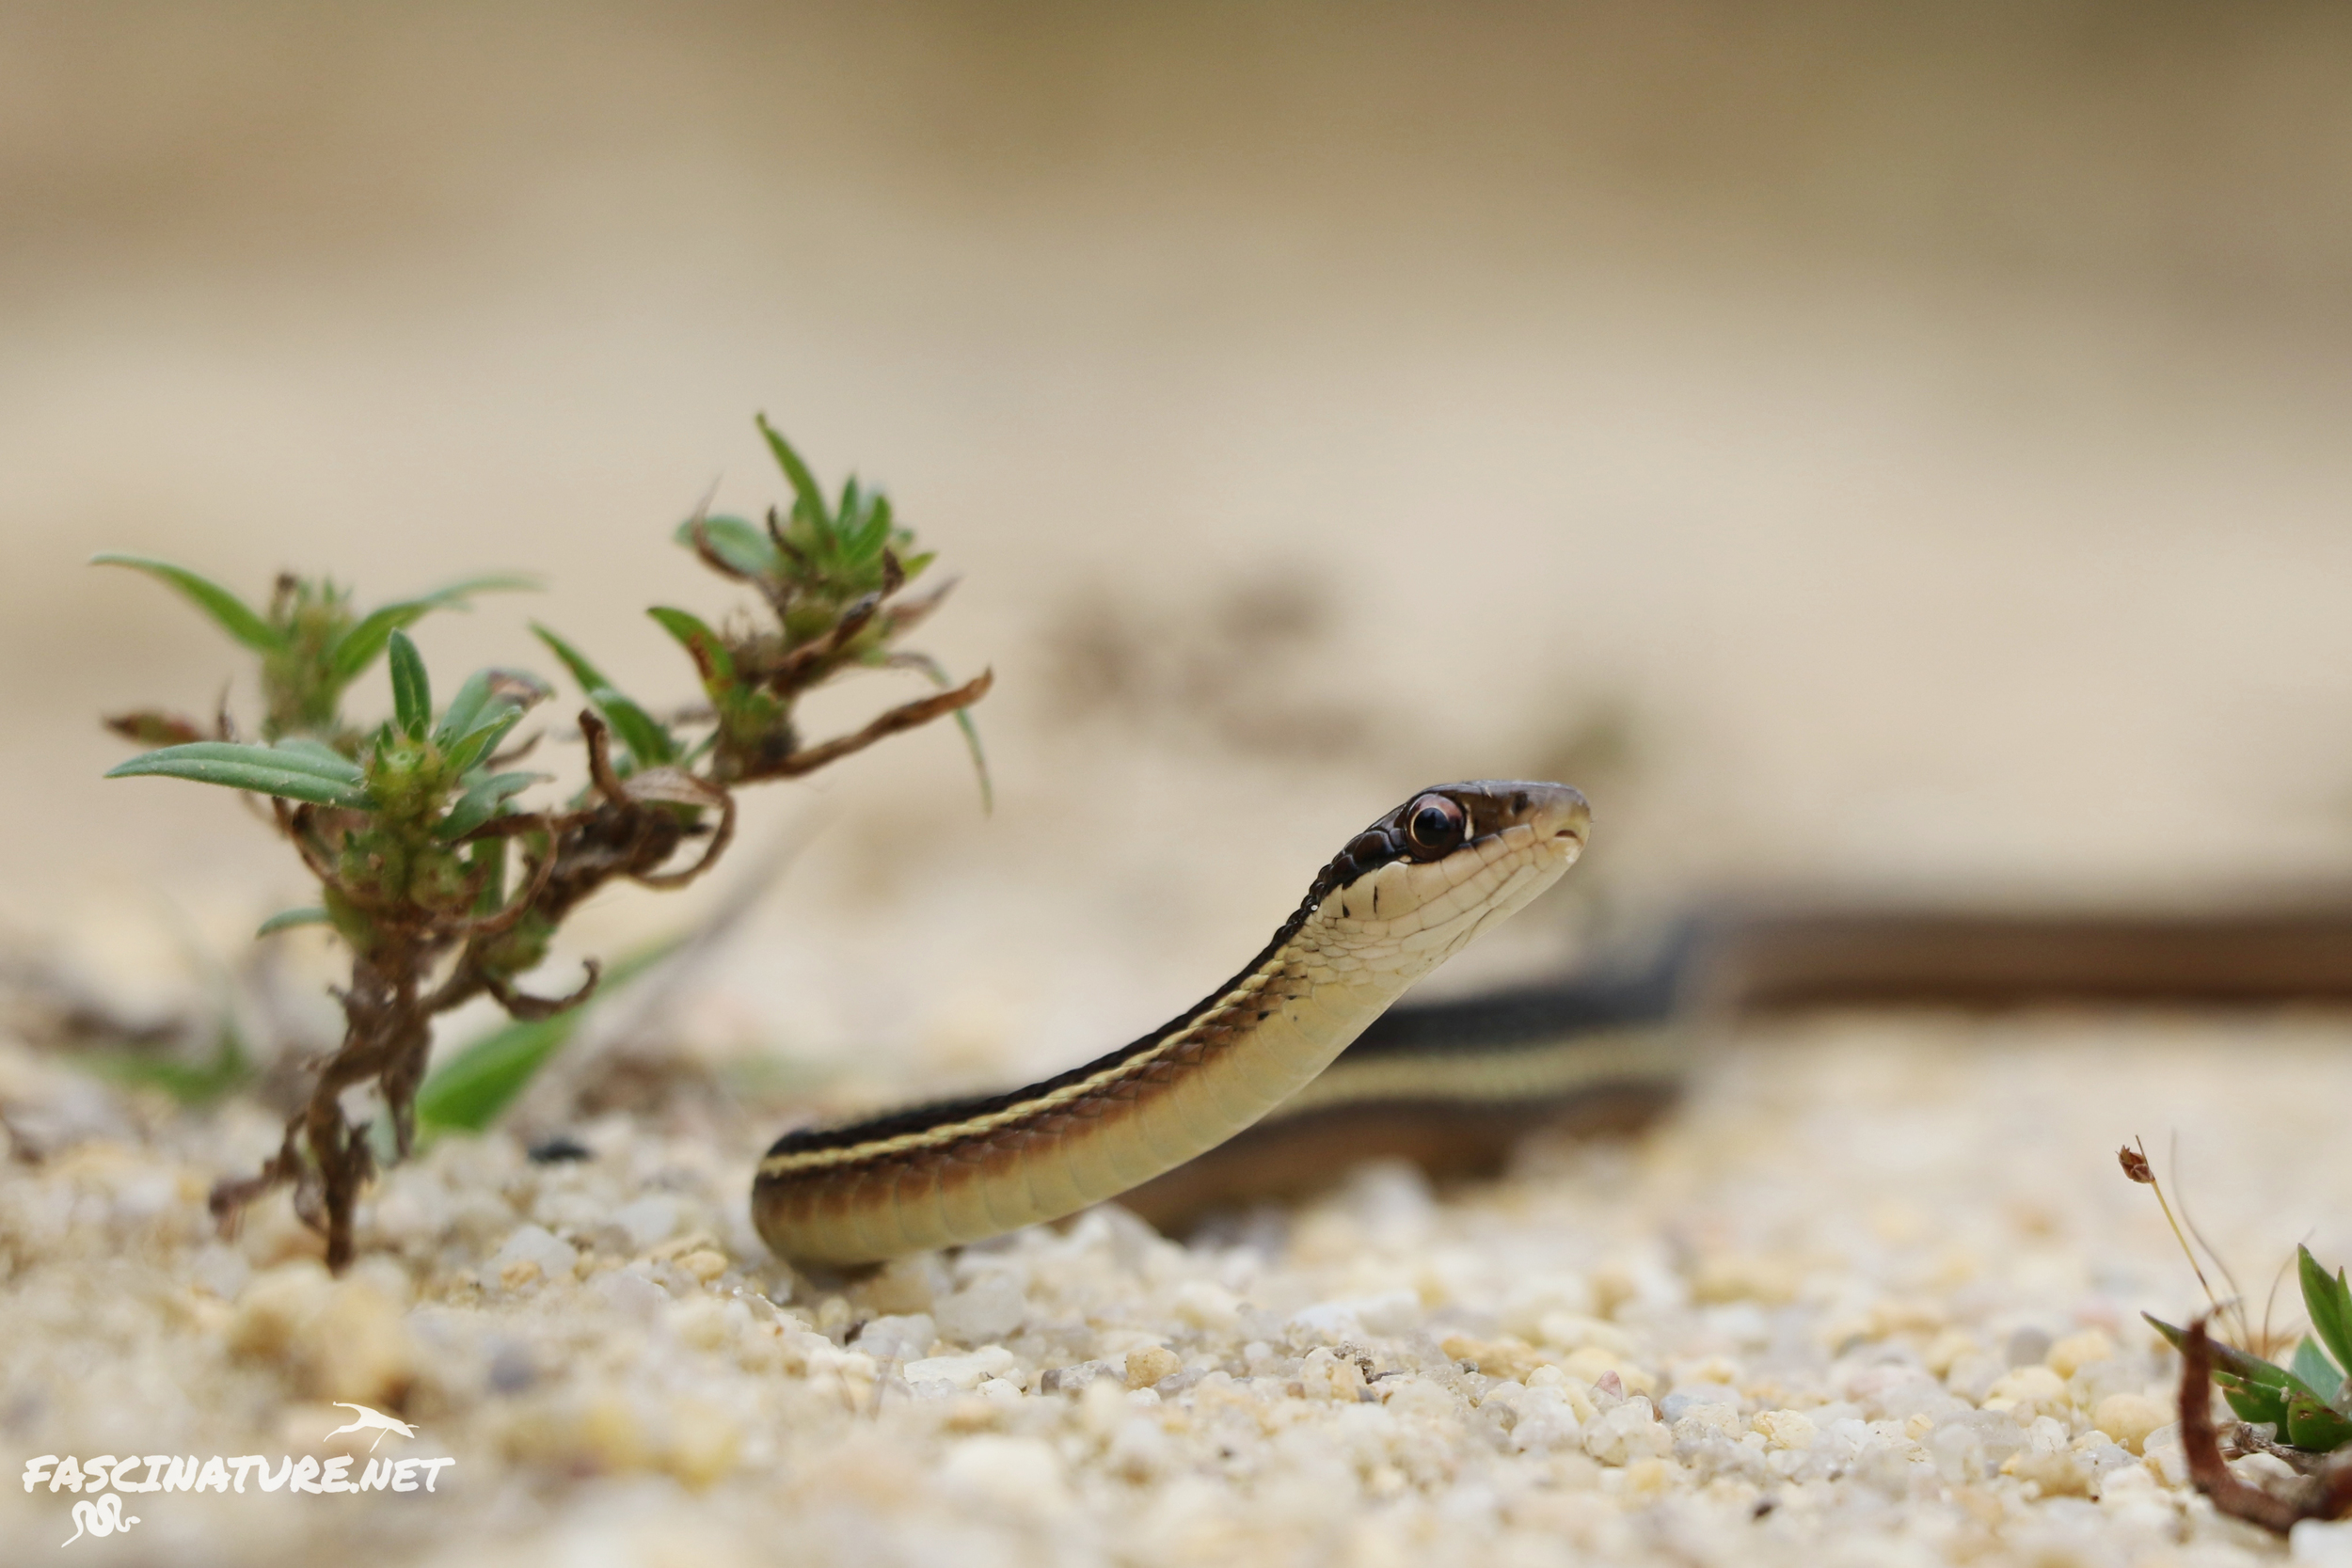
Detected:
left=536, top=413, right=987, bottom=799
left=92, top=553, right=532, bottom=740
left=92, top=416, right=991, bottom=1253
left=109, top=629, right=553, bottom=952
left=680, top=414, right=935, bottom=647
left=2148, top=1244, right=2352, bottom=1450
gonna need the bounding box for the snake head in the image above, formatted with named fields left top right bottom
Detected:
left=1326, top=780, right=1589, bottom=885
left=1313, top=780, right=1590, bottom=958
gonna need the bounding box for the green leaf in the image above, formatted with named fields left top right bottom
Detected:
left=755, top=413, right=827, bottom=525
left=387, top=629, right=431, bottom=739
left=2144, top=1312, right=2317, bottom=1422
left=646, top=606, right=738, bottom=686
left=850, top=494, right=892, bottom=561
left=2226, top=1381, right=2294, bottom=1429
left=437, top=770, right=543, bottom=841
left=530, top=623, right=615, bottom=696
left=675, top=515, right=781, bottom=578
left=433, top=670, right=499, bottom=749
left=469, top=837, right=506, bottom=914
left=2301, top=1246, right=2352, bottom=1391
left=951, top=708, right=993, bottom=814
left=2146, top=1313, right=2291, bottom=1385
left=413, top=939, right=681, bottom=1137
left=271, top=736, right=357, bottom=768
left=443, top=709, right=523, bottom=776
left=91, top=553, right=283, bottom=654
left=588, top=687, right=676, bottom=768
left=896, top=652, right=992, bottom=814
left=529, top=625, right=674, bottom=767
left=107, top=740, right=373, bottom=809
left=2287, top=1386, right=2352, bottom=1451
left=2149, top=1317, right=2352, bottom=1449
left=327, top=573, right=538, bottom=682
left=436, top=673, right=547, bottom=772
left=2294, top=1335, right=2344, bottom=1403
left=77, top=1023, right=253, bottom=1107
left=256, top=906, right=330, bottom=936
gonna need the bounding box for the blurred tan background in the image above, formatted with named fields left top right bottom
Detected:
left=8, top=0, right=2352, bottom=1090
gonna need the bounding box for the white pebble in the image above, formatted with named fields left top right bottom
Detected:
left=608, top=1196, right=680, bottom=1250
left=188, top=1243, right=250, bottom=1301
left=904, top=1345, right=1018, bottom=1390
left=1660, top=1384, right=1738, bottom=1422
left=933, top=1274, right=1027, bottom=1344
left=1287, top=1290, right=1419, bottom=1342
left=852, top=1313, right=936, bottom=1362
left=2295, top=1519, right=2352, bottom=1566
left=591, top=1266, right=667, bottom=1321
left=486, top=1223, right=577, bottom=1286
left=1583, top=1397, right=1671, bottom=1465
left=940, top=1435, right=1072, bottom=1518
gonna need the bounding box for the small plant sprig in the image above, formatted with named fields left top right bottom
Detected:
left=2123, top=1141, right=2352, bottom=1529
left=101, top=418, right=990, bottom=1270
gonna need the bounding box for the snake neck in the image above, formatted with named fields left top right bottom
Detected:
left=752, top=791, right=1586, bottom=1267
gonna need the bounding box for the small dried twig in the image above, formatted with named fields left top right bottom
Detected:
left=748, top=670, right=993, bottom=781
left=2122, top=1137, right=2248, bottom=1347
left=2172, top=1132, right=2257, bottom=1350
left=485, top=960, right=602, bottom=1022
left=2226, top=1423, right=2340, bottom=1476
left=2182, top=1317, right=2352, bottom=1531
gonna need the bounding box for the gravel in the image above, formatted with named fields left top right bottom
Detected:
left=5, top=1008, right=2351, bottom=1565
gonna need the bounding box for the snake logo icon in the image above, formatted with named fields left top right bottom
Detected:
left=60, top=1494, right=135, bottom=1546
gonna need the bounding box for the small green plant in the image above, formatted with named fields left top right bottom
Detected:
left=2145, top=1247, right=2352, bottom=1452
left=2124, top=1141, right=2352, bottom=1529
left=100, top=417, right=990, bottom=1270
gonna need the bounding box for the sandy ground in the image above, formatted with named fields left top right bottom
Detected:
left=10, top=1007, right=2352, bottom=1566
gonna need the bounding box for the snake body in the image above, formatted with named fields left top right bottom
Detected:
left=755, top=777, right=2352, bottom=1269
left=754, top=781, right=1590, bottom=1266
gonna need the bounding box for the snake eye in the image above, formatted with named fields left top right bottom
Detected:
left=1404, top=794, right=1466, bottom=856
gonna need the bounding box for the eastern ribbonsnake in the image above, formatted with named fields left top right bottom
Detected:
left=755, top=781, right=1590, bottom=1266
left=755, top=780, right=2352, bottom=1268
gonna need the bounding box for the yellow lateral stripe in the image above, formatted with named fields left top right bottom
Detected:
left=755, top=962, right=1290, bottom=1178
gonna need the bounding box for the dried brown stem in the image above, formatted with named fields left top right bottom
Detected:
left=744, top=669, right=993, bottom=782
left=580, top=709, right=631, bottom=807
left=485, top=958, right=602, bottom=1021
left=629, top=782, right=736, bottom=893
left=442, top=830, right=564, bottom=940
left=2181, top=1316, right=2352, bottom=1532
